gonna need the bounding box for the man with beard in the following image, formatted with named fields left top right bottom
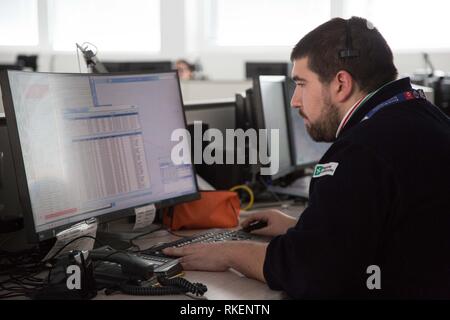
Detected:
left=164, top=17, right=450, bottom=299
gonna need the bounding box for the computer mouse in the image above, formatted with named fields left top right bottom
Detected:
left=242, top=220, right=268, bottom=233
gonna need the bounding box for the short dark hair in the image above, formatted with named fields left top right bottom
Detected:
left=290, top=17, right=398, bottom=93
left=176, top=59, right=195, bottom=72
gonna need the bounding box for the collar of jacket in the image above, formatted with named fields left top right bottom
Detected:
left=337, top=77, right=413, bottom=138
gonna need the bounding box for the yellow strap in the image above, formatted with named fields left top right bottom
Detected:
left=229, top=185, right=254, bottom=211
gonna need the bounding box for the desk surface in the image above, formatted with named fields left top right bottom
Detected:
left=95, top=203, right=305, bottom=300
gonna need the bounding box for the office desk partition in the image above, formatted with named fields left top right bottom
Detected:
left=180, top=80, right=252, bottom=102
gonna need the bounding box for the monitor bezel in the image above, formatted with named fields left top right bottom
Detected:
left=183, top=98, right=236, bottom=111
left=245, top=62, right=290, bottom=79
left=184, top=98, right=237, bottom=134
left=102, top=61, right=173, bottom=74
left=0, top=69, right=200, bottom=243
left=252, top=75, right=296, bottom=180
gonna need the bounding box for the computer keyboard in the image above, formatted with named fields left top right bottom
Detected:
left=140, top=229, right=252, bottom=258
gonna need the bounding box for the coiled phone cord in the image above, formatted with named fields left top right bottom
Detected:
left=106, top=276, right=207, bottom=296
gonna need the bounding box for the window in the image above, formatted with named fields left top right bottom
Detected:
left=343, top=0, right=450, bottom=50
left=209, top=0, right=331, bottom=46
left=49, top=0, right=161, bottom=52
left=0, top=0, right=39, bottom=46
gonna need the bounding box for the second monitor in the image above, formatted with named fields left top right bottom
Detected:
left=252, top=75, right=330, bottom=196
left=252, top=75, right=295, bottom=179
left=184, top=99, right=246, bottom=190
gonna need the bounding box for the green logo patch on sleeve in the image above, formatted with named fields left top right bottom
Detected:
left=313, top=162, right=339, bottom=178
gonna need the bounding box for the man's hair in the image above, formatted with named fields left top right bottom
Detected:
left=290, top=17, right=398, bottom=93
left=176, top=59, right=195, bottom=72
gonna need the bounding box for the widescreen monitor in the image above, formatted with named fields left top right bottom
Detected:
left=0, top=70, right=198, bottom=242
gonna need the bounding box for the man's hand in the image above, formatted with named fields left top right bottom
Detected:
left=163, top=241, right=268, bottom=282
left=240, top=209, right=298, bottom=236
left=163, top=242, right=231, bottom=272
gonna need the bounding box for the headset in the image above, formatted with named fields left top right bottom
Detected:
left=339, top=19, right=360, bottom=59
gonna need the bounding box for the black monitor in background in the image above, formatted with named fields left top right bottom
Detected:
left=0, top=64, right=22, bottom=71
left=15, top=55, right=38, bottom=72
left=244, top=88, right=256, bottom=129
left=0, top=115, right=24, bottom=233
left=410, top=74, right=449, bottom=115
left=249, top=75, right=331, bottom=200
left=433, top=77, right=450, bottom=116
left=284, top=78, right=331, bottom=168
left=184, top=99, right=236, bottom=135
left=0, top=70, right=199, bottom=243
left=235, top=94, right=247, bottom=130
left=184, top=99, right=246, bottom=189
left=439, top=78, right=450, bottom=115
left=103, top=61, right=173, bottom=73
left=245, top=62, right=290, bottom=79
left=236, top=89, right=259, bottom=131
left=252, top=75, right=295, bottom=180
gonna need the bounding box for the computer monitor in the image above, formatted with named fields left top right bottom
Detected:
left=0, top=115, right=24, bottom=233
left=15, top=55, right=38, bottom=72
left=0, top=70, right=199, bottom=242
left=284, top=78, right=331, bottom=168
left=184, top=99, right=236, bottom=135
left=180, top=80, right=252, bottom=102
left=244, top=88, right=256, bottom=130
left=411, top=83, right=434, bottom=104
left=235, top=93, right=248, bottom=130
left=0, top=64, right=22, bottom=71
left=103, top=61, right=173, bottom=73
left=439, top=78, right=450, bottom=115
left=184, top=99, right=243, bottom=189
left=245, top=62, right=290, bottom=79
left=252, top=75, right=295, bottom=179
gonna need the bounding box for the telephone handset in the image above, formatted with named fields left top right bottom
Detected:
left=90, top=246, right=155, bottom=279
left=91, top=246, right=207, bottom=296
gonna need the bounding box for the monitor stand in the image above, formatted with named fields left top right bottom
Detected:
left=267, top=175, right=311, bottom=199
left=96, top=218, right=162, bottom=250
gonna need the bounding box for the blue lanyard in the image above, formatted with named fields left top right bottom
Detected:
left=362, top=89, right=427, bottom=121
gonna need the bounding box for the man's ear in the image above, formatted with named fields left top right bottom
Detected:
left=332, top=70, right=355, bottom=103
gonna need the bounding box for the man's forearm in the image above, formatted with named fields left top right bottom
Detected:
left=223, top=241, right=268, bottom=283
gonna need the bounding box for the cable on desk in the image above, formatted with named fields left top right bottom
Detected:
left=257, top=176, right=283, bottom=203
left=108, top=276, right=207, bottom=297
left=0, top=235, right=106, bottom=299
left=0, top=250, right=48, bottom=299
left=158, top=276, right=207, bottom=296
left=229, top=184, right=254, bottom=211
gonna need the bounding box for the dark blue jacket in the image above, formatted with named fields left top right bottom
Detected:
left=264, top=78, right=450, bottom=299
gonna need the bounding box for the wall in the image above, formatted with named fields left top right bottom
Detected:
left=3, top=48, right=449, bottom=81
left=1, top=0, right=449, bottom=80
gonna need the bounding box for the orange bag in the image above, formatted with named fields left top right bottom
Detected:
left=163, top=191, right=240, bottom=230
